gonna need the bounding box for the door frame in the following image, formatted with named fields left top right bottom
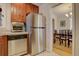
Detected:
left=52, top=7, right=74, bottom=56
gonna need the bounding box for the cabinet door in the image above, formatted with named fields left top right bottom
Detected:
left=11, top=3, right=39, bottom=22
left=11, top=4, right=19, bottom=22
left=0, top=36, right=8, bottom=56
left=29, top=4, right=39, bottom=13
left=11, top=3, right=26, bottom=22
left=11, top=4, right=17, bottom=22
left=0, top=38, right=3, bottom=56
left=3, top=36, right=8, bottom=56
left=18, top=4, right=26, bottom=22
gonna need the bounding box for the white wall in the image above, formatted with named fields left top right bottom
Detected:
left=39, top=5, right=53, bottom=52
left=0, top=3, right=11, bottom=34
left=72, top=4, right=79, bottom=56
left=54, top=14, right=72, bottom=30
left=0, top=4, right=7, bottom=28
left=6, top=4, right=12, bottom=32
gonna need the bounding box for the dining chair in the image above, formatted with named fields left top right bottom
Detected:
left=53, top=30, right=57, bottom=44
left=54, top=30, right=61, bottom=44
left=67, top=30, right=72, bottom=47
left=60, top=30, right=67, bottom=47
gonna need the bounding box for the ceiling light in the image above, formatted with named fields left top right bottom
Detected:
left=70, top=12, right=72, bottom=16
left=65, top=14, right=69, bottom=17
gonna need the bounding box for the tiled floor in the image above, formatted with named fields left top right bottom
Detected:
left=25, top=51, right=59, bottom=56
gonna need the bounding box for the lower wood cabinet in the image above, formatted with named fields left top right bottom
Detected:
left=0, top=36, right=8, bottom=56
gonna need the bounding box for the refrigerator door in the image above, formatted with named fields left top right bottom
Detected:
left=32, top=14, right=46, bottom=27
left=39, top=28, right=46, bottom=52
left=31, top=28, right=46, bottom=55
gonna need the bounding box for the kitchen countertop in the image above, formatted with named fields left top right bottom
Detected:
left=7, top=32, right=29, bottom=35
left=0, top=27, right=29, bottom=36
left=0, top=32, right=29, bottom=36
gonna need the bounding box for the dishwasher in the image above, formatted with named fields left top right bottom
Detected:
left=8, top=34, right=28, bottom=56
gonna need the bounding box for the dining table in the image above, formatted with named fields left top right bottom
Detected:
left=53, top=33, right=72, bottom=47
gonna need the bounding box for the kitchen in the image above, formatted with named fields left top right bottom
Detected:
left=1, top=3, right=74, bottom=56
left=0, top=3, right=46, bottom=56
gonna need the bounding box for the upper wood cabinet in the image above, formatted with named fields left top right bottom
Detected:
left=30, top=4, right=39, bottom=13
left=25, top=3, right=39, bottom=14
left=11, top=3, right=26, bottom=22
left=11, top=3, right=39, bottom=22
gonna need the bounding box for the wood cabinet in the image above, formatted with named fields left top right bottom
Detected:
left=11, top=3, right=26, bottom=22
left=0, top=36, right=8, bottom=56
left=26, top=3, right=39, bottom=14
left=30, top=4, right=39, bottom=13
left=11, top=3, right=39, bottom=22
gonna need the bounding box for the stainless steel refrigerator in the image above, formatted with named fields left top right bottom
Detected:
left=26, top=13, right=46, bottom=55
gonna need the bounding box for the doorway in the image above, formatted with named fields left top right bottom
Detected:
left=52, top=3, right=73, bottom=56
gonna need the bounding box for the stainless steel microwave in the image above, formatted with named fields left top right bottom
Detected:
left=11, top=22, right=25, bottom=32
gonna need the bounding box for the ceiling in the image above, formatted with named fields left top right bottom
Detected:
left=33, top=3, right=72, bottom=15
left=33, top=3, right=59, bottom=8
left=52, top=3, right=72, bottom=15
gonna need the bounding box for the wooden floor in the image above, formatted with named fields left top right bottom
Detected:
left=53, top=39, right=72, bottom=56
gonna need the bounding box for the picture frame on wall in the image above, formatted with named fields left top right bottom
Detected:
left=60, top=20, right=66, bottom=27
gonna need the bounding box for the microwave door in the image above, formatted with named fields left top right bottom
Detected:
left=12, top=25, right=25, bottom=32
